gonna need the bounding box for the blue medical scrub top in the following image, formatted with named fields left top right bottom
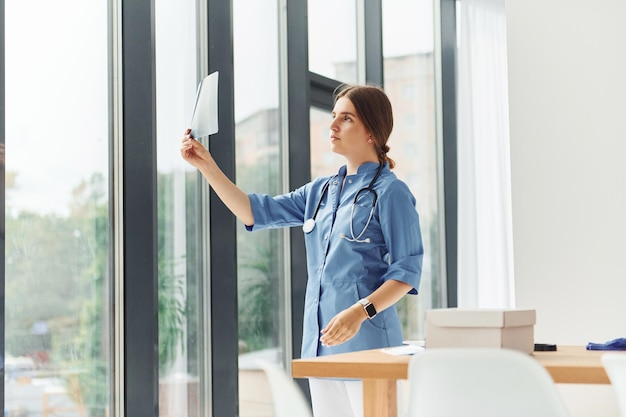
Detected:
left=247, top=162, right=423, bottom=358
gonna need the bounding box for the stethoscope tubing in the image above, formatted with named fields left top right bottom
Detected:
left=303, top=163, right=384, bottom=241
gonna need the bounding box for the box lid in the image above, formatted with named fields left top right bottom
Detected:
left=426, top=308, right=536, bottom=328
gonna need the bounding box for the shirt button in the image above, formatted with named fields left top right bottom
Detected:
left=348, top=179, right=353, bottom=184
left=324, top=234, right=329, bottom=240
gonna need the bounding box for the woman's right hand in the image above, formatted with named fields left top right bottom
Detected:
left=180, top=128, right=211, bottom=169
left=179, top=128, right=255, bottom=226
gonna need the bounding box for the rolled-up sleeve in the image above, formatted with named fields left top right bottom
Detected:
left=246, top=187, right=308, bottom=232
left=245, top=177, right=333, bottom=232
left=378, top=181, right=424, bottom=294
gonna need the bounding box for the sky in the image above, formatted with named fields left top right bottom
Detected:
left=6, top=0, right=109, bottom=216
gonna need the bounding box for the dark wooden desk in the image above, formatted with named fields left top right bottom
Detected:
left=292, top=345, right=623, bottom=417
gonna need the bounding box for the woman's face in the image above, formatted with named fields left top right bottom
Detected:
left=329, top=96, right=372, bottom=161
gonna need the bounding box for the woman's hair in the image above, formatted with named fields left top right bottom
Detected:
left=334, top=84, right=396, bottom=169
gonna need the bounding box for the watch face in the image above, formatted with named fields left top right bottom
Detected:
left=365, top=303, right=377, bottom=318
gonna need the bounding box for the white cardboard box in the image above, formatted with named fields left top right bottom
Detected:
left=425, top=308, right=536, bottom=354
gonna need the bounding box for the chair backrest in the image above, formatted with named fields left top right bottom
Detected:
left=405, top=348, right=570, bottom=417
left=602, top=353, right=626, bottom=417
left=256, top=360, right=313, bottom=417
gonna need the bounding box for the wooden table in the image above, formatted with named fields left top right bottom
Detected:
left=292, top=345, right=623, bottom=417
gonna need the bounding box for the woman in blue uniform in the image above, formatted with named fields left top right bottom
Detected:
left=181, top=84, right=423, bottom=417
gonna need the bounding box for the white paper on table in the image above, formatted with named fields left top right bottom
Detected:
left=381, top=345, right=425, bottom=356
left=190, top=71, right=219, bottom=138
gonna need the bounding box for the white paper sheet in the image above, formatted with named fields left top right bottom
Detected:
left=190, top=71, right=219, bottom=138
left=381, top=345, right=425, bottom=356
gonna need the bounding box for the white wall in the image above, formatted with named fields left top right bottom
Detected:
left=506, top=0, right=626, bottom=415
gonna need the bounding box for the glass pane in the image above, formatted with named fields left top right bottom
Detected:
left=5, top=1, right=111, bottom=416
left=308, top=0, right=358, bottom=83
left=155, top=1, right=203, bottom=416
left=310, top=107, right=343, bottom=178
left=233, top=1, right=286, bottom=416
left=382, top=0, right=442, bottom=340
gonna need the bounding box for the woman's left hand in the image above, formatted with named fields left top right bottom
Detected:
left=319, top=304, right=367, bottom=347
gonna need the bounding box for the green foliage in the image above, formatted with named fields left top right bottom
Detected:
left=237, top=238, right=280, bottom=352
left=156, top=171, right=190, bottom=372
left=157, top=256, right=186, bottom=370
left=5, top=171, right=188, bottom=415
left=235, top=158, right=282, bottom=352
left=5, top=211, right=86, bottom=353
left=74, top=286, right=108, bottom=417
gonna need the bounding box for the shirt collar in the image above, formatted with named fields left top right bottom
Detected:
left=337, top=161, right=385, bottom=177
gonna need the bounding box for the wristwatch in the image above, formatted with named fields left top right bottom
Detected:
left=358, top=298, right=377, bottom=319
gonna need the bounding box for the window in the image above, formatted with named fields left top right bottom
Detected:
left=155, top=1, right=204, bottom=415
left=5, top=1, right=112, bottom=415
left=233, top=1, right=287, bottom=416
left=308, top=0, right=358, bottom=84
left=383, top=0, right=444, bottom=338
left=2, top=1, right=452, bottom=414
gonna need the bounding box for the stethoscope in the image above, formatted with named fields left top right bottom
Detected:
left=302, top=163, right=384, bottom=243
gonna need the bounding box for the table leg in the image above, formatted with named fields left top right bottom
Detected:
left=362, top=379, right=397, bottom=417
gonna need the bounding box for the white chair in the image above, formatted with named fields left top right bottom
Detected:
left=602, top=353, right=626, bottom=417
left=405, top=348, right=569, bottom=417
left=256, top=360, right=313, bottom=417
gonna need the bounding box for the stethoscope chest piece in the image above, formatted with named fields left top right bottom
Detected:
left=302, top=218, right=316, bottom=233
